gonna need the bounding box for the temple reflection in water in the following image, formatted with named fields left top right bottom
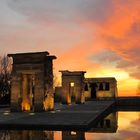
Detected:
left=0, top=112, right=118, bottom=140
left=62, top=131, right=85, bottom=140
left=89, top=112, right=118, bottom=133
left=0, top=131, right=54, bottom=140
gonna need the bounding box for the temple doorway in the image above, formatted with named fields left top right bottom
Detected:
left=90, top=83, right=97, bottom=99
left=60, top=71, right=86, bottom=104
left=21, top=74, right=35, bottom=112
left=69, top=82, right=76, bottom=103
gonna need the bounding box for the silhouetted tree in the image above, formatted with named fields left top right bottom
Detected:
left=53, top=74, right=60, bottom=88
left=0, top=55, right=12, bottom=104
left=53, top=74, right=61, bottom=102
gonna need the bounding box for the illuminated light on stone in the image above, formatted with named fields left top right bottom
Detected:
left=60, top=71, right=86, bottom=104
left=70, top=82, right=74, bottom=87
left=8, top=52, right=56, bottom=112
left=4, top=110, right=10, bottom=113
left=67, top=94, right=71, bottom=104
left=50, top=111, right=56, bottom=113
left=21, top=99, right=31, bottom=111
left=21, top=74, right=31, bottom=111
left=71, top=131, right=77, bottom=135
left=43, top=94, right=54, bottom=111
left=29, top=112, right=35, bottom=115
left=85, top=78, right=117, bottom=100
left=56, top=109, right=61, bottom=112
left=3, top=112, right=10, bottom=115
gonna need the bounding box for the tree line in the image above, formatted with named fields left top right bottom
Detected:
left=0, top=55, right=12, bottom=105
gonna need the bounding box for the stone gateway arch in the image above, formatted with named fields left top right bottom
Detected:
left=59, top=71, right=86, bottom=104
left=8, top=51, right=56, bottom=112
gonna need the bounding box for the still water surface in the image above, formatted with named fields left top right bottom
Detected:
left=0, top=112, right=139, bottom=140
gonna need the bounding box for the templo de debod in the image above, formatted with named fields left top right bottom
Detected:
left=8, top=51, right=56, bottom=112
left=59, top=70, right=86, bottom=104
left=8, top=51, right=117, bottom=112
left=57, top=71, right=117, bottom=104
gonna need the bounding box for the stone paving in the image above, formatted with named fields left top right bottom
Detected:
left=0, top=101, right=115, bottom=131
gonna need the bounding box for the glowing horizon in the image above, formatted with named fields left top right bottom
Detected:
left=0, top=0, right=140, bottom=96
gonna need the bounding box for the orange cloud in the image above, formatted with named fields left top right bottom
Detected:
left=1, top=0, right=140, bottom=96
left=55, top=42, right=101, bottom=71
left=81, top=1, right=140, bottom=81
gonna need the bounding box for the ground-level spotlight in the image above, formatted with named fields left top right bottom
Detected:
left=50, top=111, right=56, bottom=113
left=3, top=112, right=10, bottom=115
left=29, top=112, right=35, bottom=115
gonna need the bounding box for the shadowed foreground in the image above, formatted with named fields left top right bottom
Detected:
left=0, top=101, right=115, bottom=131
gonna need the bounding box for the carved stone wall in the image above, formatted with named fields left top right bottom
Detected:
left=8, top=52, right=56, bottom=112
left=85, top=78, right=117, bottom=99
left=60, top=71, right=86, bottom=104
left=10, top=130, right=54, bottom=140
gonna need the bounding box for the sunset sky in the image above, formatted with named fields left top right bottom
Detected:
left=0, top=0, right=140, bottom=96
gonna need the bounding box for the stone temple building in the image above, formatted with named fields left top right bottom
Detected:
left=59, top=71, right=86, bottom=104
left=55, top=72, right=117, bottom=103
left=8, top=51, right=56, bottom=112
left=84, top=78, right=117, bottom=100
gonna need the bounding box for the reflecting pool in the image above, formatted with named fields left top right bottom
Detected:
left=85, top=112, right=140, bottom=140
left=0, top=112, right=139, bottom=140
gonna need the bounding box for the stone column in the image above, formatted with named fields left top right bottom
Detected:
left=44, top=58, right=55, bottom=110
left=81, top=79, right=85, bottom=103
left=61, top=77, right=71, bottom=104
left=10, top=131, right=46, bottom=140
left=44, top=82, right=54, bottom=111
left=29, top=75, right=34, bottom=110
left=21, top=74, right=31, bottom=111
left=110, top=81, right=117, bottom=98
left=22, top=74, right=28, bottom=103
left=103, top=83, right=106, bottom=90
left=10, top=73, right=22, bottom=112
left=75, top=82, right=82, bottom=104
left=75, top=76, right=85, bottom=104
left=34, top=73, right=44, bottom=112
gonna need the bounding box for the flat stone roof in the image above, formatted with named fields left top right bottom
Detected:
left=85, top=77, right=117, bottom=82
left=8, top=51, right=56, bottom=64
left=8, top=51, right=50, bottom=57
left=59, top=70, right=86, bottom=76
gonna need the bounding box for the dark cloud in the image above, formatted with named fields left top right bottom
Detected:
left=117, top=61, right=136, bottom=69
left=111, top=23, right=140, bottom=80
left=7, top=0, right=115, bottom=24
left=78, top=0, right=115, bottom=23
left=7, top=0, right=81, bottom=23
left=117, top=60, right=140, bottom=80
left=129, top=69, right=140, bottom=80
left=89, top=49, right=121, bottom=63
